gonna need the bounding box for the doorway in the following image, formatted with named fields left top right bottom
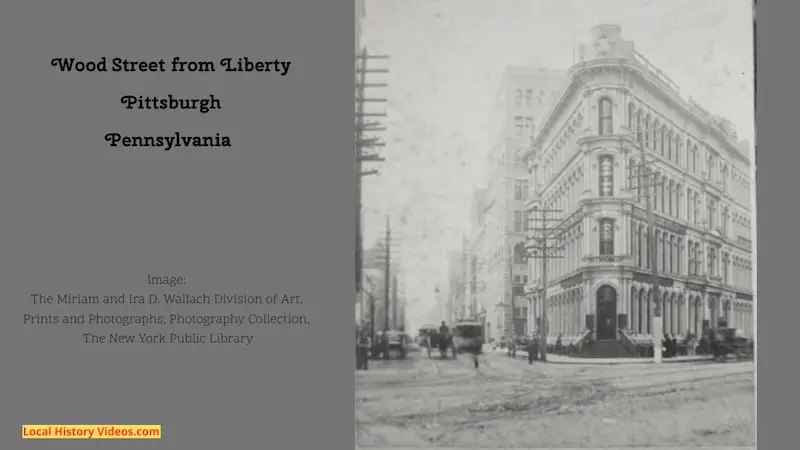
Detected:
left=596, top=285, right=618, bottom=340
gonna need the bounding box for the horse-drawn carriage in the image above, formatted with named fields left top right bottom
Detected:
left=705, top=327, right=754, bottom=362
left=430, top=330, right=456, bottom=359
left=417, top=325, right=437, bottom=346
left=372, top=329, right=409, bottom=360
left=418, top=324, right=456, bottom=359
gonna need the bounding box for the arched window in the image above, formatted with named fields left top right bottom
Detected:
left=660, top=126, right=667, bottom=156
left=666, top=131, right=672, bottom=161
left=599, top=219, right=614, bottom=256
left=628, top=158, right=636, bottom=189
left=707, top=154, right=714, bottom=181
left=722, top=206, right=729, bottom=236
left=669, top=235, right=676, bottom=273
left=708, top=248, right=717, bottom=277
left=645, top=115, right=652, bottom=146
left=636, top=111, right=643, bottom=143
left=707, top=198, right=716, bottom=229
left=722, top=165, right=729, bottom=190
left=628, top=103, right=635, bottom=130
left=653, top=120, right=660, bottom=152
left=598, top=155, right=614, bottom=197
left=598, top=98, right=613, bottom=135
left=668, top=180, right=674, bottom=216
left=637, top=226, right=644, bottom=266
left=631, top=161, right=641, bottom=202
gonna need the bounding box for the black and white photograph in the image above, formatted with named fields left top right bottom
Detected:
left=355, top=0, right=755, bottom=447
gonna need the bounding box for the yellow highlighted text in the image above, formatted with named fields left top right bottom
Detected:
left=22, top=425, right=161, bottom=439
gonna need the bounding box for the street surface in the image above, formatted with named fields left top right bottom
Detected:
left=356, top=351, right=754, bottom=448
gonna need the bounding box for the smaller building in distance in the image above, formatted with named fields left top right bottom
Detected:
left=471, top=66, right=565, bottom=344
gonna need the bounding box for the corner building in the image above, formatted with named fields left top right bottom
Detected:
left=522, top=25, right=754, bottom=352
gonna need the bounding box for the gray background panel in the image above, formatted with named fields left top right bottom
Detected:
left=0, top=1, right=354, bottom=449
left=757, top=1, right=794, bottom=449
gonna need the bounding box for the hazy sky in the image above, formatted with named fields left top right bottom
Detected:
left=359, top=0, right=754, bottom=330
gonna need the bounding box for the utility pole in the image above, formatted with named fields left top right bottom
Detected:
left=383, top=216, right=391, bottom=332
left=506, top=249, right=516, bottom=356
left=369, top=289, right=375, bottom=349
left=625, top=135, right=665, bottom=364
left=355, top=48, right=388, bottom=295
left=526, top=207, right=565, bottom=362
left=392, top=273, right=398, bottom=329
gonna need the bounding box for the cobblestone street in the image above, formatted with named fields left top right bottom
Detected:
left=356, top=352, right=755, bottom=448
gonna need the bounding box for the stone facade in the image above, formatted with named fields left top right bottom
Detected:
left=522, top=25, right=754, bottom=346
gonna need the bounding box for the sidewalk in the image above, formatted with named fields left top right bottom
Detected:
left=490, top=347, right=709, bottom=365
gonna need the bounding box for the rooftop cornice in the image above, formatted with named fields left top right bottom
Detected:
left=527, top=57, right=751, bottom=165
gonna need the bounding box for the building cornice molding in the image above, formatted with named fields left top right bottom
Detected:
left=530, top=59, right=750, bottom=166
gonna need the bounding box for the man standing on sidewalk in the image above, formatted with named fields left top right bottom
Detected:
left=357, top=327, right=371, bottom=370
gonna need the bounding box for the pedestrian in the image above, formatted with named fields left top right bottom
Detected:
left=356, top=327, right=371, bottom=370
left=669, top=333, right=678, bottom=357
left=528, top=337, right=538, bottom=364
left=356, top=326, right=361, bottom=370
left=438, top=322, right=450, bottom=358
left=424, top=334, right=432, bottom=359
left=380, top=328, right=390, bottom=360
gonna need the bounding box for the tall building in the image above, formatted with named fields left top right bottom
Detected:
left=474, top=66, right=565, bottom=342
left=445, top=239, right=471, bottom=323
left=466, top=189, right=487, bottom=320
left=521, top=25, right=754, bottom=355
left=444, top=252, right=460, bottom=324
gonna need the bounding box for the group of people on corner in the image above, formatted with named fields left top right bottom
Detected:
left=502, top=327, right=702, bottom=360
left=661, top=333, right=683, bottom=358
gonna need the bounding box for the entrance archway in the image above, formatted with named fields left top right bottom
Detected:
left=596, top=285, right=618, bottom=340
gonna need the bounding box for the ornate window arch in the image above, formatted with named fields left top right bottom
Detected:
left=636, top=110, right=643, bottom=143
left=653, top=120, right=661, bottom=151
left=599, top=218, right=615, bottom=256
left=598, top=154, right=614, bottom=197
left=598, top=97, right=613, bottom=135
left=666, top=130, right=672, bottom=161
left=628, top=102, right=636, bottom=130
